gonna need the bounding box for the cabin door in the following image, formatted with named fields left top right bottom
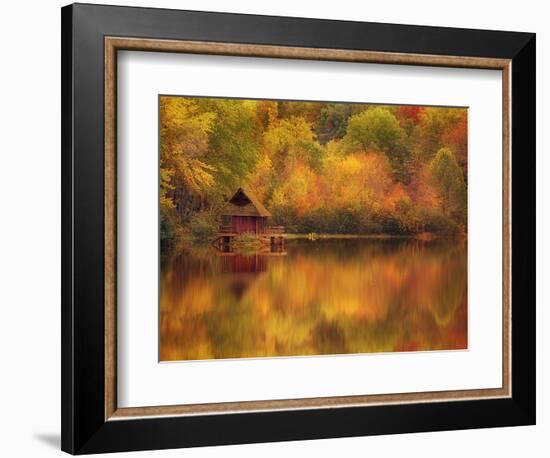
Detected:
left=232, top=216, right=257, bottom=234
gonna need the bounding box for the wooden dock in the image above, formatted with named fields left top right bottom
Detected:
left=212, top=226, right=285, bottom=251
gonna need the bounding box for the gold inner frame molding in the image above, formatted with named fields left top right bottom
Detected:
left=104, top=36, right=512, bottom=421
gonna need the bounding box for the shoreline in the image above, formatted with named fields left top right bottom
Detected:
left=283, top=232, right=456, bottom=241
left=170, top=231, right=466, bottom=244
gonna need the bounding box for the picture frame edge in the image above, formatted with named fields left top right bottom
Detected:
left=61, top=3, right=536, bottom=454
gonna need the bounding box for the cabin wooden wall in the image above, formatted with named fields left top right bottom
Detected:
left=231, top=216, right=266, bottom=234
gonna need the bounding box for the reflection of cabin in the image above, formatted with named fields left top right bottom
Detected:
left=220, top=187, right=272, bottom=235
left=222, top=254, right=267, bottom=299
left=222, top=253, right=267, bottom=274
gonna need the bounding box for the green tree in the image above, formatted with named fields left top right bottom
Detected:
left=316, top=103, right=360, bottom=144
left=263, top=116, right=324, bottom=179
left=430, top=147, right=466, bottom=224
left=343, top=107, right=409, bottom=181
left=198, top=99, right=261, bottom=200
left=344, top=107, right=403, bottom=152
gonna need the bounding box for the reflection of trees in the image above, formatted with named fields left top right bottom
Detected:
left=160, top=239, right=467, bottom=361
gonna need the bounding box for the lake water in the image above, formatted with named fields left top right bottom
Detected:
left=160, top=238, right=467, bottom=361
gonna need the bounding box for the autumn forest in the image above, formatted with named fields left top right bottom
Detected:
left=160, top=96, right=468, bottom=241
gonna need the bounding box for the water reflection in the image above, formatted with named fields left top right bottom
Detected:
left=160, top=239, right=467, bottom=361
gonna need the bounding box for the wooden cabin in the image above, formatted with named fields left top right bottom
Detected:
left=220, top=187, right=272, bottom=235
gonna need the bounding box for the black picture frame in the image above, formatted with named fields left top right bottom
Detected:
left=61, top=3, right=536, bottom=454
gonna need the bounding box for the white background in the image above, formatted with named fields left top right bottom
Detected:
left=0, top=0, right=546, bottom=457
left=118, top=52, right=502, bottom=407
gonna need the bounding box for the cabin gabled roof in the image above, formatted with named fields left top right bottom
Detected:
left=221, top=187, right=272, bottom=218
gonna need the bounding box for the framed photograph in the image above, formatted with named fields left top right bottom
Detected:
left=61, top=3, right=536, bottom=454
